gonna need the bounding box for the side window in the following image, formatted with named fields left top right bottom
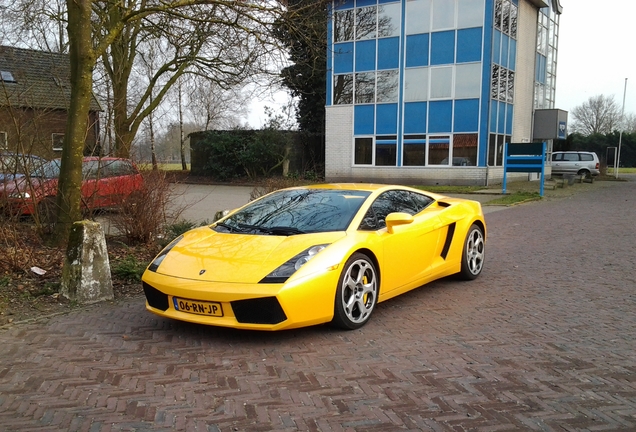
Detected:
left=551, top=153, right=561, bottom=161
left=359, top=190, right=431, bottom=231
left=563, top=153, right=579, bottom=162
left=82, top=161, right=99, bottom=179
left=580, top=154, right=594, bottom=162
left=101, top=160, right=137, bottom=177
left=410, top=191, right=434, bottom=212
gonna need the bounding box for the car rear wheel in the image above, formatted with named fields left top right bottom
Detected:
left=577, top=169, right=591, bottom=180
left=331, top=253, right=378, bottom=330
left=459, top=224, right=485, bottom=280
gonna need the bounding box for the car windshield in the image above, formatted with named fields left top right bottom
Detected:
left=215, top=189, right=371, bottom=235
left=34, top=160, right=62, bottom=179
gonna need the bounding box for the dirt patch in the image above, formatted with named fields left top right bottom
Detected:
left=0, top=225, right=161, bottom=327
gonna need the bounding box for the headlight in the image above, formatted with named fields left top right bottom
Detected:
left=260, top=244, right=329, bottom=284
left=9, top=191, right=30, bottom=199
left=147, top=235, right=183, bottom=272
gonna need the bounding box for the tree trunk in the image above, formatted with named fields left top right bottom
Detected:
left=178, top=81, right=187, bottom=170
left=150, top=95, right=157, bottom=170
left=54, top=0, right=95, bottom=243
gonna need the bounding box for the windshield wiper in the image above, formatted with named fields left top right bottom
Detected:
left=268, top=226, right=306, bottom=235
left=214, top=222, right=238, bottom=233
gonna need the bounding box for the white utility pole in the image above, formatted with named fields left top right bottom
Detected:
left=616, top=78, right=628, bottom=179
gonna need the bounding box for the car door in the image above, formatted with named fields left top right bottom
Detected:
left=361, top=190, right=442, bottom=293
left=97, top=160, right=142, bottom=207
left=555, top=153, right=580, bottom=174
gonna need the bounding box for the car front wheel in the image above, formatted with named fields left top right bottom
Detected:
left=331, top=253, right=378, bottom=330
left=459, top=224, right=485, bottom=280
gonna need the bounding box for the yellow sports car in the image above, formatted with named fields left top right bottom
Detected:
left=142, top=184, right=486, bottom=331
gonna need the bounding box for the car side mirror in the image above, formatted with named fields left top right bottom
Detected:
left=386, top=212, right=414, bottom=233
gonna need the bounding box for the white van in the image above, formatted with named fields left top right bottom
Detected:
left=550, top=151, right=600, bottom=179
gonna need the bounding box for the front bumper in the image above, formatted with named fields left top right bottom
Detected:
left=141, top=267, right=341, bottom=331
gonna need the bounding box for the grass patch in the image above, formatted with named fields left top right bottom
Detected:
left=606, top=167, right=636, bottom=174
left=485, top=191, right=542, bottom=206
left=112, top=255, right=148, bottom=282
left=413, top=185, right=484, bottom=194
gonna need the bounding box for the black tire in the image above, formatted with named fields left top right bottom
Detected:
left=331, top=252, right=378, bottom=330
left=458, top=224, right=485, bottom=280
left=577, top=169, right=591, bottom=180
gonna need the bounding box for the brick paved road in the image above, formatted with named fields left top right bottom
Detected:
left=1, top=180, right=635, bottom=432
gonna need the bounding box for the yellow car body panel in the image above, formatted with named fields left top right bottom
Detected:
left=141, top=184, right=486, bottom=330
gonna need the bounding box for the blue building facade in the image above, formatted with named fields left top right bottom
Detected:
left=325, top=0, right=562, bottom=185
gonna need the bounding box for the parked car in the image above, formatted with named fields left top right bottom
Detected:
left=142, top=184, right=486, bottom=331
left=0, top=152, right=46, bottom=182
left=440, top=157, right=473, bottom=166
left=551, top=151, right=600, bottom=179
left=0, top=157, right=144, bottom=218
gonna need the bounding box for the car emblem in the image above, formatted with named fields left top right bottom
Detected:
left=199, top=269, right=206, bottom=275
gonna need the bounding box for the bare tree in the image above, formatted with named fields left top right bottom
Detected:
left=3, top=0, right=322, bottom=243
left=186, top=77, right=250, bottom=131
left=623, top=113, right=636, bottom=134
left=0, top=0, right=68, bottom=52
left=62, top=0, right=291, bottom=242
left=570, top=94, right=622, bottom=135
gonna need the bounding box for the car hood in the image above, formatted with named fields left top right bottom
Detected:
left=154, top=227, right=347, bottom=283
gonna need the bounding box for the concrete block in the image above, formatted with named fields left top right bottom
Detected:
left=61, top=220, right=114, bottom=304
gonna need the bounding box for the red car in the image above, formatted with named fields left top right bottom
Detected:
left=0, top=157, right=144, bottom=217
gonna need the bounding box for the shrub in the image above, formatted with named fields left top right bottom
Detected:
left=111, top=255, right=147, bottom=282
left=110, top=170, right=188, bottom=244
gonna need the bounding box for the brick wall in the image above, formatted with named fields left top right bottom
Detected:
left=0, top=107, right=99, bottom=159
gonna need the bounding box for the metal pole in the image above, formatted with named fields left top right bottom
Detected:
left=616, top=78, right=628, bottom=179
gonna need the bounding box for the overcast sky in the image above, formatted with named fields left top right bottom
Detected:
left=556, top=0, right=634, bottom=115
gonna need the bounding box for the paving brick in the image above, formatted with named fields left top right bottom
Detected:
left=1, top=180, right=636, bottom=431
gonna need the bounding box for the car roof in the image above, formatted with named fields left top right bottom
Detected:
left=46, top=157, right=133, bottom=162
left=285, top=183, right=447, bottom=201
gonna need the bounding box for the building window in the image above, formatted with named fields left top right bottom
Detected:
left=0, top=71, right=16, bottom=83
left=355, top=72, right=375, bottom=104
left=354, top=137, right=373, bottom=165
left=432, top=0, right=455, bottom=30
left=333, top=74, right=353, bottom=105
left=377, top=2, right=401, bottom=38
left=376, top=70, right=399, bottom=103
left=491, top=64, right=514, bottom=103
left=430, top=67, right=453, bottom=99
left=376, top=136, right=397, bottom=166
left=52, top=133, right=64, bottom=151
left=404, top=68, right=430, bottom=102
left=452, top=133, right=478, bottom=166
left=406, top=0, right=431, bottom=35
left=458, top=0, right=485, bottom=29
left=356, top=6, right=377, bottom=40
left=455, top=63, right=481, bottom=98
left=0, top=131, right=7, bottom=149
left=494, top=0, right=517, bottom=39
left=488, top=133, right=510, bottom=166
left=403, top=135, right=427, bottom=166
left=428, top=135, right=450, bottom=165
left=335, top=9, right=355, bottom=43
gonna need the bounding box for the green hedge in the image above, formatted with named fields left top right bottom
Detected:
left=190, top=130, right=292, bottom=179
